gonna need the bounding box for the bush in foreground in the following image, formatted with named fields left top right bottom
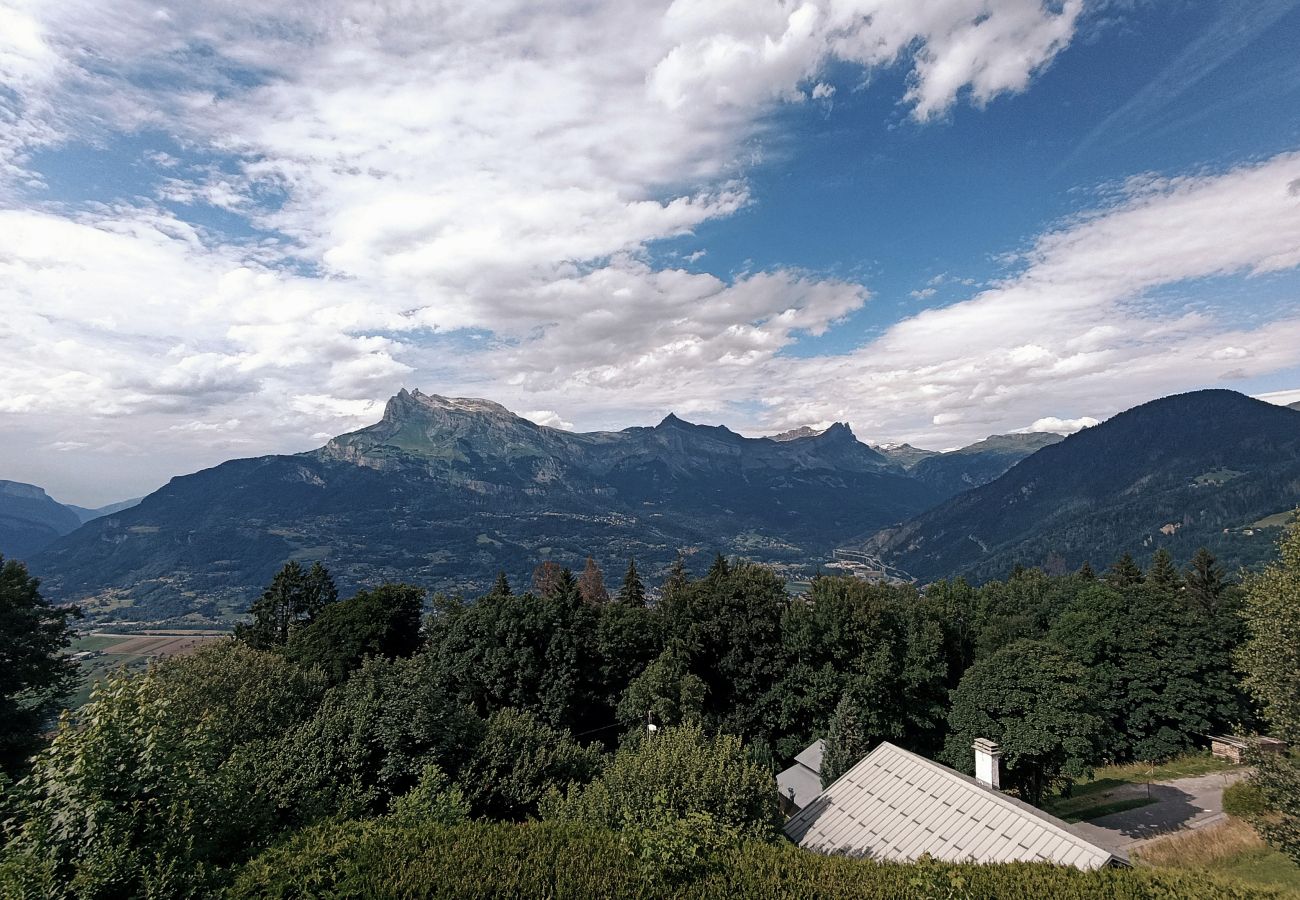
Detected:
left=228, top=819, right=1287, bottom=900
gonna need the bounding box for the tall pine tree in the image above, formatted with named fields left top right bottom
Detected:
left=616, top=557, right=646, bottom=607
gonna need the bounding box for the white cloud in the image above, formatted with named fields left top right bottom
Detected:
left=522, top=410, right=574, bottom=430
left=2, top=1, right=1300, bottom=503
left=1016, top=416, right=1099, bottom=435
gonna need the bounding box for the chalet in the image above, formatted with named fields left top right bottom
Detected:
left=785, top=739, right=1124, bottom=870
left=777, top=739, right=825, bottom=815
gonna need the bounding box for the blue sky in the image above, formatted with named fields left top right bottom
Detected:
left=2, top=0, right=1300, bottom=504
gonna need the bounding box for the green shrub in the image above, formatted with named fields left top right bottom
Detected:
left=540, top=721, right=779, bottom=841
left=1223, top=779, right=1271, bottom=821
left=227, top=819, right=1286, bottom=899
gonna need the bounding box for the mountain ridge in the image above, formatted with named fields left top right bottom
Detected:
left=870, top=389, right=1300, bottom=582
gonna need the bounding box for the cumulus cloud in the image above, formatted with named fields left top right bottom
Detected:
left=1015, top=416, right=1099, bottom=435
left=2, top=0, right=1300, bottom=502
left=522, top=410, right=575, bottom=430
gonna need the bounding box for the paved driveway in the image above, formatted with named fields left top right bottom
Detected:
left=1071, top=769, right=1249, bottom=854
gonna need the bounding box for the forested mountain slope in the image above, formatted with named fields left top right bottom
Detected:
left=32, top=390, right=940, bottom=620
left=870, top=390, right=1300, bottom=582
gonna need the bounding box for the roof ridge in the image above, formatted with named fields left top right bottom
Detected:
left=874, top=742, right=1119, bottom=860
left=785, top=741, right=1121, bottom=868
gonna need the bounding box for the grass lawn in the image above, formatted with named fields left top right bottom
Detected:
left=1137, top=818, right=1300, bottom=897
left=1044, top=751, right=1236, bottom=820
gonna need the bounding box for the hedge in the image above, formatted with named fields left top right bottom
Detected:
left=228, top=820, right=1288, bottom=899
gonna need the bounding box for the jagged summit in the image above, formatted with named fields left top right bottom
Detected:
left=385, top=388, right=518, bottom=422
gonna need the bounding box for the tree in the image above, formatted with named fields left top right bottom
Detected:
left=944, top=640, right=1107, bottom=805
left=540, top=720, right=779, bottom=841
left=236, top=561, right=338, bottom=649
left=1147, top=548, right=1180, bottom=593
left=458, top=709, right=602, bottom=820
left=1077, top=560, right=1097, bottom=580
left=1049, top=581, right=1243, bottom=762
left=0, top=556, right=79, bottom=779
left=662, top=554, right=690, bottom=603
left=820, top=695, right=870, bottom=788
left=0, top=643, right=326, bottom=896
left=1105, top=552, right=1144, bottom=587
left=1248, top=751, right=1300, bottom=866
left=577, top=557, right=610, bottom=605
left=616, top=557, right=647, bottom=607
left=770, top=577, right=947, bottom=760
left=265, top=653, right=483, bottom=824
left=1238, top=518, right=1300, bottom=741
left=531, top=560, right=564, bottom=598
left=618, top=643, right=706, bottom=728
left=490, top=571, right=512, bottom=597
left=1185, top=547, right=1226, bottom=614
left=286, top=583, right=425, bottom=683
left=660, top=562, right=787, bottom=739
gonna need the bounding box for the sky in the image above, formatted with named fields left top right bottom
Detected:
left=2, top=0, right=1300, bottom=506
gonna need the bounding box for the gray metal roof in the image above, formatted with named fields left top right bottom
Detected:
left=777, top=761, right=823, bottom=810
left=784, top=742, right=1122, bottom=870
left=795, top=738, right=826, bottom=771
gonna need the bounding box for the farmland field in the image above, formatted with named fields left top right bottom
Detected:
left=67, top=630, right=228, bottom=709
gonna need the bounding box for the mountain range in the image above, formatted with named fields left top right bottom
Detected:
left=870, top=390, right=1300, bottom=582
left=0, top=481, right=138, bottom=561
left=25, top=390, right=1047, bottom=622
left=18, top=388, right=1300, bottom=624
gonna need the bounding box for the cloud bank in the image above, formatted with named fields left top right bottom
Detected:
left=1, top=0, right=1299, bottom=503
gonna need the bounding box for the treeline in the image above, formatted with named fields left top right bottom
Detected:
left=0, top=531, right=1296, bottom=897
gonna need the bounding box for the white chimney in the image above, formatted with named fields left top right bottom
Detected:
left=973, top=738, right=1001, bottom=790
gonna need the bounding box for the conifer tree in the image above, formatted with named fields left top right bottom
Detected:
left=1147, top=548, right=1180, bottom=592
left=707, top=552, right=730, bottom=581
left=663, top=554, right=689, bottom=603
left=616, top=557, right=646, bottom=607
left=821, top=695, right=870, bottom=788
left=490, top=571, right=512, bottom=597
left=531, top=560, right=563, bottom=597
left=1185, top=547, right=1226, bottom=613
left=1105, top=552, right=1144, bottom=587
left=577, top=557, right=609, bottom=605
left=1077, top=560, right=1097, bottom=580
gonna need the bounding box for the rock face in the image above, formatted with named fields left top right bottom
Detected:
left=871, top=390, right=1300, bottom=583
left=0, top=480, right=83, bottom=560
left=31, top=390, right=941, bottom=622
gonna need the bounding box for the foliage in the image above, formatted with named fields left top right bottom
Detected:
left=260, top=653, right=483, bottom=824
left=386, top=764, right=469, bottom=828
left=577, top=557, right=609, bottom=605
left=660, top=562, right=788, bottom=740
left=1223, top=779, right=1270, bottom=821
left=286, top=583, right=424, bottom=683
left=616, top=557, right=646, bottom=607
left=541, top=721, right=779, bottom=841
left=1238, top=518, right=1300, bottom=741
left=1050, top=578, right=1246, bottom=761
left=772, top=577, right=948, bottom=761
left=457, top=709, right=601, bottom=821
left=236, top=561, right=338, bottom=650
left=226, top=819, right=1282, bottom=899
left=944, top=640, right=1108, bottom=805
left=0, top=556, right=79, bottom=780
left=617, top=643, right=705, bottom=728
left=821, top=694, right=872, bottom=788
left=1246, top=752, right=1300, bottom=867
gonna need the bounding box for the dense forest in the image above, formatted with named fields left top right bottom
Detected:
left=1, top=524, right=1299, bottom=897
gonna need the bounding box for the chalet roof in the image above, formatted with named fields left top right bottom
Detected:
left=784, top=742, right=1122, bottom=870
left=777, top=739, right=826, bottom=811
